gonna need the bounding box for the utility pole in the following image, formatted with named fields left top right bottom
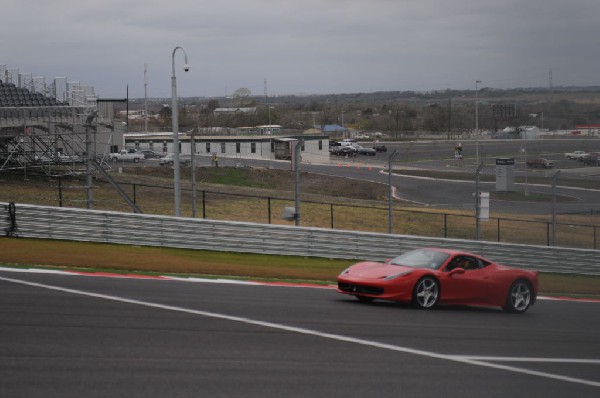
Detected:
left=144, top=64, right=148, bottom=133
left=475, top=161, right=484, bottom=240
left=84, top=111, right=97, bottom=210
left=551, top=170, right=561, bottom=246
left=388, top=150, right=400, bottom=234
left=293, top=140, right=302, bottom=226
left=475, top=80, right=481, bottom=164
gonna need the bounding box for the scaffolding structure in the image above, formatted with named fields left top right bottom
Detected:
left=1, top=64, right=138, bottom=212
left=0, top=64, right=123, bottom=176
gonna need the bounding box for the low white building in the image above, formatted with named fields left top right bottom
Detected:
left=123, top=132, right=330, bottom=163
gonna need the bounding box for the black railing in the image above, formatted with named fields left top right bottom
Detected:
left=1, top=172, right=598, bottom=250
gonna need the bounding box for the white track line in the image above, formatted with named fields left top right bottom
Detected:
left=1, top=275, right=598, bottom=388
left=448, top=356, right=600, bottom=364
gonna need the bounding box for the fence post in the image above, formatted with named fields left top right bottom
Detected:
left=202, top=190, right=206, bottom=219
left=547, top=222, right=550, bottom=246
left=133, top=184, right=136, bottom=204
left=268, top=197, right=271, bottom=224
left=330, top=203, right=334, bottom=229
left=497, top=218, right=500, bottom=242
left=443, top=213, right=447, bottom=238
left=58, top=177, right=63, bottom=207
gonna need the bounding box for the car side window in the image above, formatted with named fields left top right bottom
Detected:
left=462, top=257, right=479, bottom=270
left=447, top=256, right=479, bottom=271
left=446, top=256, right=464, bottom=271
left=446, top=256, right=491, bottom=272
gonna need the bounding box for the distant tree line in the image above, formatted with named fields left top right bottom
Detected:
left=121, top=86, right=600, bottom=134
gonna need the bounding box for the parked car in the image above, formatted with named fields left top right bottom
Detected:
left=109, top=150, right=145, bottom=163
left=581, top=152, right=600, bottom=166
left=564, top=150, right=588, bottom=160
left=331, top=146, right=357, bottom=157
left=159, top=153, right=191, bottom=166
left=337, top=247, right=539, bottom=313
left=57, top=154, right=84, bottom=163
left=329, top=142, right=341, bottom=152
left=373, top=143, right=387, bottom=152
left=353, top=145, right=377, bottom=156
left=139, top=150, right=164, bottom=159
left=526, top=158, right=554, bottom=169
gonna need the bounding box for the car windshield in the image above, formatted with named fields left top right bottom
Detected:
left=389, top=249, right=450, bottom=270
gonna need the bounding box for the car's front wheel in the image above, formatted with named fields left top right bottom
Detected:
left=504, top=279, right=533, bottom=313
left=412, top=277, right=439, bottom=309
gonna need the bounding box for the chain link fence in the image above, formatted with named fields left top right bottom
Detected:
left=1, top=169, right=598, bottom=249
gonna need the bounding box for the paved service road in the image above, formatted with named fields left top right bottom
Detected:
left=301, top=162, right=600, bottom=214
left=121, top=138, right=600, bottom=215
left=180, top=139, right=600, bottom=215
left=1, top=270, right=599, bottom=398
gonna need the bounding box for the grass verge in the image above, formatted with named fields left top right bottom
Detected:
left=1, top=237, right=599, bottom=298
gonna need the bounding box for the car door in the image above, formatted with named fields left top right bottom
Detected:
left=440, top=256, right=497, bottom=304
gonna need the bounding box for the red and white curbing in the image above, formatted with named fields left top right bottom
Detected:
left=0, top=266, right=597, bottom=302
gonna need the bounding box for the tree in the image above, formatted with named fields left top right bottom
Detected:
left=422, top=104, right=447, bottom=132
left=158, top=106, right=172, bottom=127
left=232, top=88, right=253, bottom=108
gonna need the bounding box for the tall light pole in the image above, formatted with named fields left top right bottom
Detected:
left=268, top=106, right=274, bottom=168
left=171, top=46, right=189, bottom=217
left=551, top=170, right=561, bottom=246
left=293, top=140, right=302, bottom=226
left=388, top=150, right=400, bottom=234
left=475, top=80, right=482, bottom=165
left=190, top=128, right=197, bottom=218
left=144, top=63, right=148, bottom=134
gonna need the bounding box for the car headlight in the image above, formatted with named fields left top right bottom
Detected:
left=339, top=268, right=350, bottom=276
left=384, top=270, right=413, bottom=281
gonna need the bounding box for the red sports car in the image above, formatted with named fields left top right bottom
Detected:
left=337, top=247, right=539, bottom=313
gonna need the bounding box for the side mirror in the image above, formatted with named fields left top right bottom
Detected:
left=384, top=258, right=392, bottom=264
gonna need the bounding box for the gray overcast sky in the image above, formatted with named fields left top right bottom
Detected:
left=2, top=0, right=599, bottom=99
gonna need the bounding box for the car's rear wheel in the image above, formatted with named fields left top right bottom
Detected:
left=504, top=279, right=533, bottom=313
left=412, top=277, right=439, bottom=309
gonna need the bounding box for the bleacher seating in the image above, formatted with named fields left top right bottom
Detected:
left=0, top=81, right=65, bottom=107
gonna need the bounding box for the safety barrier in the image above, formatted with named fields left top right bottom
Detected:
left=1, top=202, right=599, bottom=275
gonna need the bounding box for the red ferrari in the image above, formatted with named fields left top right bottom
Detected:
left=337, top=247, right=539, bottom=313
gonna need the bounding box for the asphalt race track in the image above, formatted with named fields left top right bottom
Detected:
left=1, top=269, right=599, bottom=397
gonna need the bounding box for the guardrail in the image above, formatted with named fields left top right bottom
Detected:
left=1, top=202, right=599, bottom=275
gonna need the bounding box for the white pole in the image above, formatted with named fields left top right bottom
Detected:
left=475, top=80, right=481, bottom=165
left=171, top=46, right=189, bottom=217
left=144, top=64, right=148, bottom=134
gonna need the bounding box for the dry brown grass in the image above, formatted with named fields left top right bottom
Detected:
left=2, top=237, right=599, bottom=296
left=1, top=166, right=598, bottom=247
left=0, top=237, right=350, bottom=281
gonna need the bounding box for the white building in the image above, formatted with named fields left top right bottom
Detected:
left=123, top=132, right=330, bottom=163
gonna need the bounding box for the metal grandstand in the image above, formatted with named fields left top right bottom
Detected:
left=0, top=65, right=141, bottom=211
left=0, top=64, right=125, bottom=176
